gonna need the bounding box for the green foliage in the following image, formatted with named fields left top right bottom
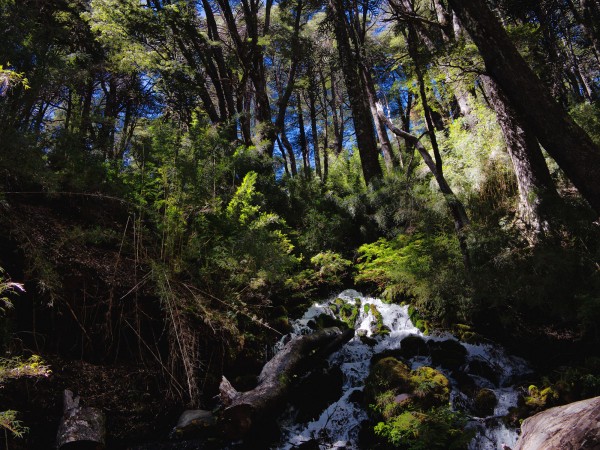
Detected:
left=524, top=385, right=559, bottom=410
left=356, top=233, right=472, bottom=324
left=366, top=357, right=469, bottom=449
left=570, top=101, right=600, bottom=146
left=0, top=269, right=24, bottom=314
left=374, top=407, right=471, bottom=450
left=0, top=355, right=51, bottom=383
left=0, top=64, right=30, bottom=94
left=0, top=410, right=28, bottom=438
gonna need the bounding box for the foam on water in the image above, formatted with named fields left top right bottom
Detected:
left=275, top=290, right=530, bottom=450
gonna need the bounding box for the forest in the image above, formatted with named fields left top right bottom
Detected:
left=1, top=0, right=600, bottom=448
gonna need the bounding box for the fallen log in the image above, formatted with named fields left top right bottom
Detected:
left=514, top=395, right=600, bottom=450
left=218, top=327, right=354, bottom=438
left=56, top=389, right=106, bottom=449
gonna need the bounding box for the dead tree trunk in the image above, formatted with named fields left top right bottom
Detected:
left=218, top=327, right=354, bottom=438
left=56, top=389, right=106, bottom=449
left=377, top=105, right=471, bottom=270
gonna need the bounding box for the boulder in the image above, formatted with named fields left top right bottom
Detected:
left=428, top=339, right=467, bottom=370
left=472, top=388, right=498, bottom=417
left=514, top=395, right=600, bottom=450
left=466, top=357, right=499, bottom=385
left=399, top=335, right=429, bottom=359
left=364, top=357, right=450, bottom=410
left=290, top=364, right=344, bottom=422
left=172, top=410, right=216, bottom=438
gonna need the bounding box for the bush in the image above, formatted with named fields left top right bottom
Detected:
left=356, top=233, right=473, bottom=324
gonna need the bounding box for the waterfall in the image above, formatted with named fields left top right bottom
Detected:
left=274, top=290, right=531, bottom=450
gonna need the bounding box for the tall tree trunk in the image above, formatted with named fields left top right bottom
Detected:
left=481, top=75, right=561, bottom=242
left=330, top=66, right=344, bottom=156
left=297, top=93, right=310, bottom=177
left=277, top=135, right=290, bottom=177
left=329, top=0, right=382, bottom=184
left=361, top=64, right=397, bottom=169
left=448, top=0, right=600, bottom=216
left=308, top=84, right=322, bottom=178
left=280, top=127, right=298, bottom=176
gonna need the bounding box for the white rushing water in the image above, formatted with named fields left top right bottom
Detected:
left=274, top=289, right=531, bottom=450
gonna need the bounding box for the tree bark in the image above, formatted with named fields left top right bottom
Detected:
left=57, top=389, right=106, bottom=449
left=329, top=0, right=382, bottom=184
left=448, top=0, right=600, bottom=216
left=218, top=327, right=354, bottom=438
left=481, top=75, right=561, bottom=242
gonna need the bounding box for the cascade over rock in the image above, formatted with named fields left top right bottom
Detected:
left=273, top=290, right=532, bottom=450
left=513, top=396, right=600, bottom=450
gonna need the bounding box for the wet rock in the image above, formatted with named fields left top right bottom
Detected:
left=364, top=357, right=450, bottom=410
left=172, top=410, right=216, bottom=438
left=290, top=364, right=344, bottom=422
left=308, top=313, right=349, bottom=331
left=428, top=339, right=467, bottom=370
left=452, top=369, right=477, bottom=396
left=514, top=395, right=600, bottom=450
left=399, top=335, right=429, bottom=358
left=472, top=388, right=498, bottom=417
left=295, top=439, right=321, bottom=450
left=466, top=357, right=500, bottom=385
left=357, top=329, right=377, bottom=346
left=370, top=349, right=407, bottom=366
left=348, top=388, right=363, bottom=404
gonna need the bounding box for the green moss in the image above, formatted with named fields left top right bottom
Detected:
left=365, top=357, right=450, bottom=411
left=332, top=298, right=360, bottom=329
left=409, top=366, right=451, bottom=409
left=369, top=304, right=391, bottom=336
left=473, top=388, right=497, bottom=417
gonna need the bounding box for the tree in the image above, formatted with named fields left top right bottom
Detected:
left=327, top=0, right=383, bottom=184
left=448, top=0, right=600, bottom=216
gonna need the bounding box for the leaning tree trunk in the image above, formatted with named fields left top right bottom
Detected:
left=481, top=75, right=561, bottom=242
left=376, top=105, right=472, bottom=270
left=448, top=0, right=600, bottom=216
left=218, top=327, right=354, bottom=438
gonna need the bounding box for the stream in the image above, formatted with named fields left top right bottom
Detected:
left=273, top=289, right=532, bottom=450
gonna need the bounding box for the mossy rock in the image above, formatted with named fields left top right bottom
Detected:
left=453, top=323, right=483, bottom=344
left=371, top=349, right=408, bottom=366
left=428, top=339, right=467, bottom=370
left=472, top=388, right=498, bottom=417
left=365, top=357, right=450, bottom=411
left=369, top=304, right=391, bottom=336
left=272, top=316, right=293, bottom=334
left=409, top=366, right=451, bottom=409
left=333, top=297, right=360, bottom=329
left=399, top=335, right=429, bottom=359
left=308, top=313, right=348, bottom=331
left=364, top=357, right=412, bottom=403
